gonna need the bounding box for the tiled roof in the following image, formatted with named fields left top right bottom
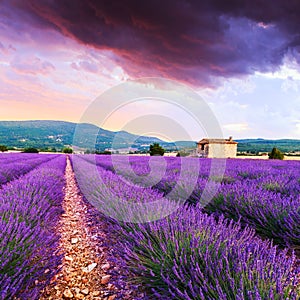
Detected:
left=197, top=138, right=238, bottom=144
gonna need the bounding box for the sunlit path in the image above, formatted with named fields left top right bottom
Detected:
left=40, top=157, right=116, bottom=300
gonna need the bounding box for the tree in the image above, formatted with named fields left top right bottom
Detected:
left=62, top=147, right=73, bottom=154
left=149, top=143, right=165, bottom=156
left=95, top=150, right=111, bottom=155
left=269, top=147, right=284, bottom=160
left=0, top=145, right=8, bottom=152
left=23, top=147, right=39, bottom=153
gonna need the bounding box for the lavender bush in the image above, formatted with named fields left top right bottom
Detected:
left=92, top=155, right=300, bottom=250
left=72, top=154, right=299, bottom=299
left=118, top=208, right=299, bottom=299
left=0, top=155, right=66, bottom=300
left=0, top=153, right=59, bottom=187
left=202, top=160, right=300, bottom=250
left=72, top=155, right=180, bottom=223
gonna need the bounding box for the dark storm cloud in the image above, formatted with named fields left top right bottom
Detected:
left=2, top=0, right=300, bottom=86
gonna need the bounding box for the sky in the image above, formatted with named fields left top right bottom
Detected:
left=1, top=0, right=300, bottom=140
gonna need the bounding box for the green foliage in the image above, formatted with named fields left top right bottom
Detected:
left=149, top=143, right=165, bottom=156
left=268, top=147, right=284, bottom=160
left=62, top=147, right=73, bottom=154
left=210, top=175, right=235, bottom=184
left=120, top=212, right=298, bottom=299
left=0, top=144, right=8, bottom=152
left=96, top=150, right=111, bottom=155
left=23, top=147, right=39, bottom=153
left=39, top=147, right=57, bottom=153
left=237, top=139, right=300, bottom=153
left=0, top=120, right=174, bottom=152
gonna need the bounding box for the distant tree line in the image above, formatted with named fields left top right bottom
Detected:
left=0, top=144, right=75, bottom=154
left=23, top=147, right=39, bottom=153
left=238, top=141, right=300, bottom=153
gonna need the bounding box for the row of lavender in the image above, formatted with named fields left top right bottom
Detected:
left=72, top=155, right=174, bottom=222
left=0, top=154, right=66, bottom=300
left=91, top=155, right=300, bottom=251
left=72, top=155, right=300, bottom=299
left=0, top=153, right=59, bottom=187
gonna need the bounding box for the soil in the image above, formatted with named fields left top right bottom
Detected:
left=39, top=157, right=142, bottom=300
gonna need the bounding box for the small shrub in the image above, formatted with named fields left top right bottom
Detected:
left=62, top=147, right=73, bottom=154
left=0, top=145, right=8, bottom=152
left=269, top=147, right=284, bottom=160
left=95, top=150, right=111, bottom=155
left=23, top=148, right=39, bottom=153
left=119, top=209, right=299, bottom=299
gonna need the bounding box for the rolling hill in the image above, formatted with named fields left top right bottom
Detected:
left=0, top=120, right=189, bottom=151
left=0, top=120, right=299, bottom=153
left=236, top=138, right=300, bottom=153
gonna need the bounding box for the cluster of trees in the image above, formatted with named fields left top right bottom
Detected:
left=0, top=144, right=73, bottom=154
left=269, top=147, right=284, bottom=160
left=23, top=148, right=39, bottom=153
left=84, top=149, right=111, bottom=155
left=1, top=143, right=169, bottom=156
left=0, top=142, right=287, bottom=161
left=83, top=144, right=166, bottom=156
left=62, top=147, right=73, bottom=154
left=149, top=143, right=165, bottom=156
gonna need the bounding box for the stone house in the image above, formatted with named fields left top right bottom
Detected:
left=196, top=136, right=238, bottom=158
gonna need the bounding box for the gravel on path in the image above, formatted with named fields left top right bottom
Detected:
left=40, top=157, right=120, bottom=300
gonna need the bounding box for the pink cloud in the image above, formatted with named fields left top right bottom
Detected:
left=1, top=0, right=296, bottom=87
left=71, top=60, right=98, bottom=73
left=10, top=56, right=55, bottom=75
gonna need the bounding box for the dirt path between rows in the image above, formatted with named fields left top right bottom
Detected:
left=40, top=157, right=119, bottom=300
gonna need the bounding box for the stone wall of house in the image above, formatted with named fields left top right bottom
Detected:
left=196, top=144, right=209, bottom=157
left=207, top=143, right=237, bottom=158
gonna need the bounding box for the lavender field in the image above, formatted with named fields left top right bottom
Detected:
left=1, top=153, right=299, bottom=299
left=0, top=154, right=66, bottom=299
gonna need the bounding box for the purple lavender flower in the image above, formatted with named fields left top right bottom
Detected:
left=0, top=154, right=66, bottom=300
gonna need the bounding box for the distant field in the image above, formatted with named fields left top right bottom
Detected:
left=237, top=155, right=300, bottom=160
left=283, top=155, right=300, bottom=160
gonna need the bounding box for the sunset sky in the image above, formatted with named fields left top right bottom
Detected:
left=1, top=1, right=300, bottom=140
